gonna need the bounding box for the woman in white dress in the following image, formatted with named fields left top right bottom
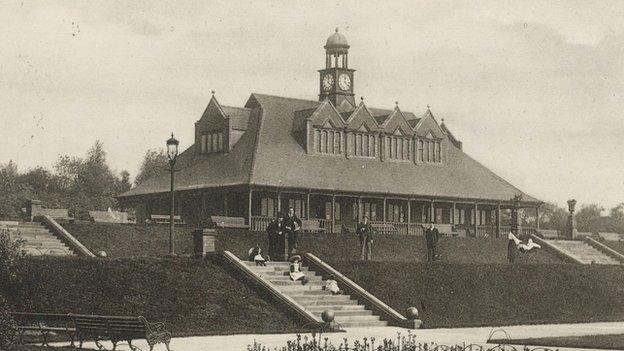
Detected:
left=289, top=255, right=307, bottom=284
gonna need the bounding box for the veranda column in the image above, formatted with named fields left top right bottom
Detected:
left=224, top=193, right=229, bottom=216
left=536, top=206, right=540, bottom=230
left=306, top=191, right=311, bottom=219
left=452, top=203, right=456, bottom=225
left=277, top=191, right=282, bottom=213
left=407, top=200, right=411, bottom=228
left=473, top=203, right=478, bottom=237
left=430, top=201, right=434, bottom=223
left=358, top=196, right=362, bottom=222
left=496, top=204, right=501, bottom=238
left=383, top=197, right=387, bottom=222
left=248, top=188, right=253, bottom=227
left=331, top=195, right=336, bottom=234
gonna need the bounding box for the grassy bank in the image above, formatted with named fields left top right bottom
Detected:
left=67, top=223, right=564, bottom=264
left=5, top=257, right=301, bottom=336
left=604, top=240, right=624, bottom=256
left=329, top=261, right=624, bottom=328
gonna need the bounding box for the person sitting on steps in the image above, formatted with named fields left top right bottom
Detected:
left=289, top=255, right=308, bottom=285
left=323, top=274, right=343, bottom=295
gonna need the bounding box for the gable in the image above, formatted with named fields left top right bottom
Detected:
left=198, top=97, right=228, bottom=131
left=309, top=100, right=346, bottom=128
left=383, top=108, right=414, bottom=136
left=345, top=103, right=381, bottom=132
left=414, top=111, right=444, bottom=138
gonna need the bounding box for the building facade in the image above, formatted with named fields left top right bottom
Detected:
left=118, top=29, right=542, bottom=237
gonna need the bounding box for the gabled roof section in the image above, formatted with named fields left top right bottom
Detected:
left=441, top=121, right=463, bottom=150
left=413, top=109, right=445, bottom=138
left=307, top=99, right=346, bottom=128
left=197, top=95, right=229, bottom=130
left=345, top=102, right=382, bottom=132
left=382, top=106, right=414, bottom=136
left=222, top=106, right=251, bottom=131
left=121, top=92, right=540, bottom=205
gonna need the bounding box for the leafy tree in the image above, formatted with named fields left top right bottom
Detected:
left=0, top=162, right=34, bottom=220
left=0, top=295, right=16, bottom=348
left=116, top=170, right=132, bottom=194
left=576, top=204, right=604, bottom=232
left=538, top=202, right=568, bottom=231
left=135, top=148, right=168, bottom=186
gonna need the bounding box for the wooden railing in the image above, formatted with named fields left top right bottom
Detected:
left=369, top=221, right=424, bottom=235
left=250, top=216, right=273, bottom=232
left=317, top=218, right=333, bottom=233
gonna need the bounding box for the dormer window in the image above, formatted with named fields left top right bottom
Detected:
left=388, top=135, right=411, bottom=161
left=314, top=128, right=343, bottom=155
left=200, top=131, right=225, bottom=154
left=352, top=132, right=377, bottom=158
left=417, top=138, right=442, bottom=163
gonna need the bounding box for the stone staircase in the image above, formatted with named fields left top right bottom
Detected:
left=2, top=222, right=75, bottom=256
left=547, top=239, right=620, bottom=265
left=243, top=261, right=387, bottom=327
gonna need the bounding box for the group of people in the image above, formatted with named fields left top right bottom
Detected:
left=265, top=207, right=302, bottom=261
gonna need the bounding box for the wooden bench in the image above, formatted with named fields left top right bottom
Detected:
left=210, top=216, right=249, bottom=229
left=89, top=210, right=129, bottom=224
left=39, top=208, right=74, bottom=222
left=150, top=214, right=184, bottom=225
left=370, top=223, right=397, bottom=235
left=71, top=314, right=171, bottom=351
left=11, top=312, right=76, bottom=347
left=300, top=219, right=324, bottom=233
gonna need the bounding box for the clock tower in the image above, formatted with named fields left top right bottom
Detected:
left=319, top=28, right=356, bottom=109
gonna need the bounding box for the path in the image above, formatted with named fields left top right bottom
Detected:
left=52, top=321, right=624, bottom=351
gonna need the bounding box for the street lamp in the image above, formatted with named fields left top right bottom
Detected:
left=166, top=133, right=179, bottom=256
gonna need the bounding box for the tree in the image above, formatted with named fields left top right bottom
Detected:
left=0, top=161, right=34, bottom=220
left=115, top=170, right=132, bottom=194
left=537, top=202, right=568, bottom=231
left=135, top=148, right=168, bottom=186
left=576, top=204, right=604, bottom=232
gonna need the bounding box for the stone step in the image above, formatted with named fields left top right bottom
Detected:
left=291, top=295, right=356, bottom=304
left=339, top=320, right=388, bottom=328
left=243, top=261, right=291, bottom=267
left=15, top=236, right=59, bottom=242
left=263, top=274, right=323, bottom=281
left=269, top=280, right=325, bottom=286
left=332, top=314, right=380, bottom=322
left=305, top=304, right=366, bottom=311
left=248, top=266, right=311, bottom=273
left=312, top=309, right=372, bottom=317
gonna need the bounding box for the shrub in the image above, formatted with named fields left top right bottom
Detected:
left=0, top=295, right=17, bottom=348
left=0, top=228, right=27, bottom=296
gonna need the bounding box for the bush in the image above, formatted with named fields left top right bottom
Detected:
left=0, top=295, right=17, bottom=348
left=0, top=228, right=27, bottom=297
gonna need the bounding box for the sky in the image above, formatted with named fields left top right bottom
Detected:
left=1, top=0, right=623, bottom=209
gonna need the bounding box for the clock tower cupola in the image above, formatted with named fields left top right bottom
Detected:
left=319, top=28, right=356, bottom=109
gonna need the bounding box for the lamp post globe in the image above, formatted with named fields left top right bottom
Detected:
left=167, top=133, right=179, bottom=256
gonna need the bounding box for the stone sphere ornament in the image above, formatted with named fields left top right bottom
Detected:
left=97, top=251, right=108, bottom=258
left=406, top=307, right=419, bottom=320
left=321, top=309, right=334, bottom=323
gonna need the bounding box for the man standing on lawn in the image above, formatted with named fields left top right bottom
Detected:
left=424, top=222, right=439, bottom=262
left=356, top=216, right=373, bottom=260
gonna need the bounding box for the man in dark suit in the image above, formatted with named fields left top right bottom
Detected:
left=284, top=207, right=302, bottom=254
left=424, top=222, right=439, bottom=262
left=356, top=216, right=373, bottom=260
left=266, top=212, right=287, bottom=261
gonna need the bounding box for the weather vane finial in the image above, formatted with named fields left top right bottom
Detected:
left=211, top=90, right=215, bottom=96
left=335, top=27, right=339, bottom=33
left=427, top=104, right=431, bottom=110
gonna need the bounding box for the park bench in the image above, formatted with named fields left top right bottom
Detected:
left=89, top=210, right=129, bottom=224
left=11, top=312, right=76, bottom=347
left=300, top=219, right=324, bottom=233
left=370, top=223, right=397, bottom=235
left=210, top=215, right=249, bottom=229
left=70, top=314, right=171, bottom=351
left=39, top=208, right=74, bottom=222
left=150, top=214, right=185, bottom=225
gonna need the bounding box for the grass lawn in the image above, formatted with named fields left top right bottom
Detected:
left=66, top=223, right=565, bottom=264
left=604, top=240, right=624, bottom=256
left=330, top=261, right=624, bottom=328
left=489, top=333, right=624, bottom=350
left=5, top=256, right=304, bottom=336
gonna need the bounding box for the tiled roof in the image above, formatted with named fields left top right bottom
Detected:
left=222, top=105, right=251, bottom=131
left=119, top=93, right=540, bottom=204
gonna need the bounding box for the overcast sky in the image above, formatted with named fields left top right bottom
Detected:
left=1, top=1, right=623, bottom=209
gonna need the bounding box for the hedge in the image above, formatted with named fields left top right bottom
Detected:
left=329, top=261, right=624, bottom=328
left=66, top=223, right=564, bottom=264
left=6, top=257, right=301, bottom=336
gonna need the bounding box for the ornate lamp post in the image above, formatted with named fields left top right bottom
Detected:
left=166, top=133, right=179, bottom=256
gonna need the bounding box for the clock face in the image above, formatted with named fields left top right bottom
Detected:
left=338, top=73, right=351, bottom=91
left=322, top=74, right=334, bottom=91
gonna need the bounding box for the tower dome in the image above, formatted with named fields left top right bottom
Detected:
left=324, top=28, right=349, bottom=54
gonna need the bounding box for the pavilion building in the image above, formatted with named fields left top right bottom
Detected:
left=118, top=29, right=542, bottom=237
